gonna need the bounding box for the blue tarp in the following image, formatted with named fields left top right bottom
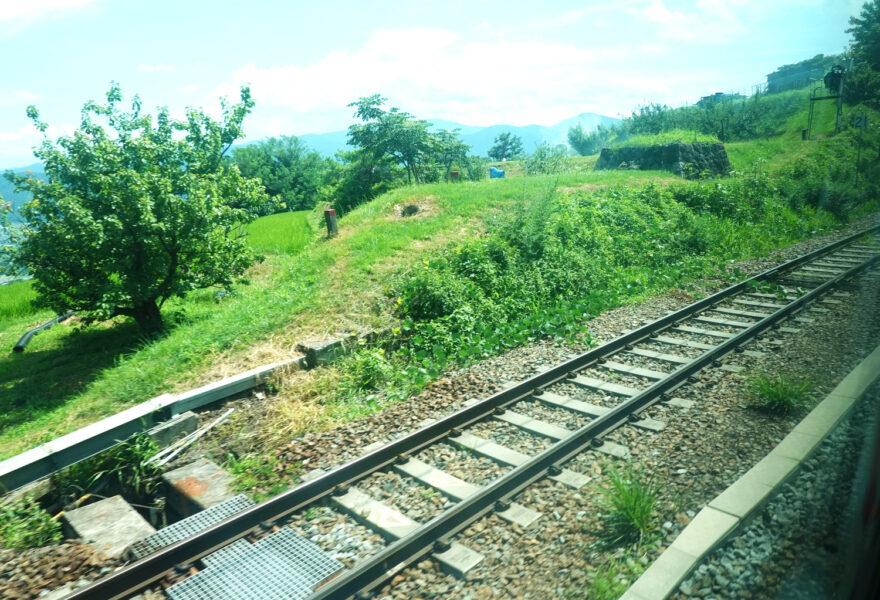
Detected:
left=489, top=167, right=506, bottom=178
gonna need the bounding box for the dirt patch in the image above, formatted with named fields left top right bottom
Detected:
left=392, top=196, right=439, bottom=219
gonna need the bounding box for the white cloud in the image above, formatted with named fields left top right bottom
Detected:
left=0, top=89, right=42, bottom=107
left=215, top=27, right=693, bottom=137
left=633, top=0, right=747, bottom=42
left=0, top=0, right=106, bottom=35
left=176, top=83, right=198, bottom=94
left=138, top=64, right=175, bottom=73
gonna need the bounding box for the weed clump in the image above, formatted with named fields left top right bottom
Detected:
left=597, top=462, right=660, bottom=545
left=747, top=372, right=812, bottom=415
left=0, top=496, right=63, bottom=549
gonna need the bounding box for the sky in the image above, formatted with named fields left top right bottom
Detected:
left=0, top=0, right=865, bottom=167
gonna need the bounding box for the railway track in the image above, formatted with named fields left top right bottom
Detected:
left=66, top=227, right=880, bottom=600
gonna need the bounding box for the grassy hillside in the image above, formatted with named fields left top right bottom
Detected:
left=0, top=146, right=871, bottom=458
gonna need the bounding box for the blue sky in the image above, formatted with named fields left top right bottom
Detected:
left=0, top=0, right=864, bottom=167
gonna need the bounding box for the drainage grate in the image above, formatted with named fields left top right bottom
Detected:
left=166, top=527, right=344, bottom=600
left=199, top=538, right=253, bottom=569
left=127, top=494, right=255, bottom=559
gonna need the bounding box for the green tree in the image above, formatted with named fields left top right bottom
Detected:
left=434, top=129, right=471, bottom=181
left=3, top=84, right=268, bottom=334
left=488, top=132, right=524, bottom=161
left=846, top=0, right=880, bottom=108
left=230, top=136, right=331, bottom=213
left=568, top=123, right=614, bottom=155
left=347, top=95, right=435, bottom=184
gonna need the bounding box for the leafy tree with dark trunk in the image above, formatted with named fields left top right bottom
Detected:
left=488, top=132, right=524, bottom=161
left=3, top=84, right=268, bottom=334
left=434, top=129, right=471, bottom=181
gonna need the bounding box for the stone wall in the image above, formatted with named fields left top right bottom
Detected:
left=593, top=142, right=731, bottom=178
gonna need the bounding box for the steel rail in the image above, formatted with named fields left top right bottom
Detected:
left=65, top=225, right=880, bottom=600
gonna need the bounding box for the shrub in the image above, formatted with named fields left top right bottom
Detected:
left=0, top=496, right=63, bottom=549
left=747, top=372, right=812, bottom=414
left=524, top=143, right=569, bottom=175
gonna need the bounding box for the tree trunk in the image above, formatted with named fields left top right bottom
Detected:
left=131, top=300, right=163, bottom=335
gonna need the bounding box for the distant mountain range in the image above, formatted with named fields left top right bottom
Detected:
left=297, top=112, right=619, bottom=157
left=0, top=112, right=618, bottom=220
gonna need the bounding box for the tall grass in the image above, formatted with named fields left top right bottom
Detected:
left=245, top=210, right=313, bottom=255
left=0, top=280, right=37, bottom=321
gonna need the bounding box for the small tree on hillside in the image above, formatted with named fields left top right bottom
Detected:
left=347, top=95, right=435, bottom=184
left=434, top=129, right=471, bottom=181
left=845, top=0, right=880, bottom=108
left=488, top=132, right=524, bottom=161
left=4, top=84, right=268, bottom=334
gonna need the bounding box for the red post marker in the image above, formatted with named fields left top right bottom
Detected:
left=324, top=208, right=338, bottom=238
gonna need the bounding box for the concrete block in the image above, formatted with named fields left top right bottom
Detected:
left=572, top=375, right=639, bottom=397
left=708, top=474, right=774, bottom=519
left=536, top=391, right=608, bottom=417
left=664, top=397, right=695, bottom=409
left=632, top=417, right=665, bottom=432
left=673, top=325, right=733, bottom=339
left=671, top=506, right=739, bottom=558
left=163, top=458, right=236, bottom=517
left=595, top=441, right=630, bottom=459
left=771, top=430, right=823, bottom=462
left=2, top=477, right=53, bottom=505
left=495, top=411, right=571, bottom=440
left=496, top=502, right=542, bottom=528
left=433, top=541, right=484, bottom=577
left=298, top=338, right=350, bottom=368
left=394, top=458, right=480, bottom=501
left=602, top=361, right=667, bottom=380
left=624, top=546, right=697, bottom=600
left=332, top=487, right=418, bottom=540
left=148, top=411, right=197, bottom=448
left=63, top=495, right=155, bottom=558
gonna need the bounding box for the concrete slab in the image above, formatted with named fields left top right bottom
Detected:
left=572, top=375, right=640, bottom=397
left=664, top=397, right=695, bottom=409
left=494, top=411, right=571, bottom=440
left=536, top=391, right=608, bottom=417
left=674, top=326, right=734, bottom=339
left=713, top=307, right=770, bottom=319
left=163, top=458, right=237, bottom=516
left=772, top=430, right=823, bottom=462
left=63, top=495, right=155, bottom=558
left=297, top=338, right=350, bottom=368
left=670, top=506, right=739, bottom=558
left=694, top=316, right=751, bottom=328
left=394, top=458, right=480, bottom=501
left=793, top=395, right=854, bottom=437
left=742, top=350, right=766, bottom=358
left=632, top=417, right=665, bottom=432
left=624, top=546, right=697, bottom=600
left=331, top=487, right=418, bottom=540
left=602, top=361, right=667, bottom=380
left=831, top=345, right=880, bottom=398
left=720, top=364, right=744, bottom=373
left=595, top=441, right=630, bottom=459
left=627, top=348, right=690, bottom=365
left=708, top=474, right=774, bottom=519
left=148, top=411, right=197, bottom=448
left=778, top=327, right=801, bottom=334
left=496, top=502, right=542, bottom=528
left=433, top=542, right=485, bottom=577
left=2, top=477, right=53, bottom=505
left=733, top=298, right=784, bottom=309
left=451, top=432, right=587, bottom=488
left=654, top=335, right=716, bottom=351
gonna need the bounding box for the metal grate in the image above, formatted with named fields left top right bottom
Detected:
left=166, top=528, right=344, bottom=600
left=199, top=537, right=253, bottom=569
left=127, top=494, right=254, bottom=559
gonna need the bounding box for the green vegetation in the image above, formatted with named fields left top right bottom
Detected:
left=245, top=210, right=313, bottom=255
left=582, top=555, right=646, bottom=600
left=845, top=1, right=880, bottom=108
left=0, top=279, right=37, bottom=320
left=747, top=373, right=813, bottom=415
left=612, top=129, right=720, bottom=147
left=223, top=452, right=300, bottom=502
left=52, top=433, right=162, bottom=506
left=231, top=136, right=334, bottom=214
left=596, top=462, right=660, bottom=545
left=488, top=132, right=525, bottom=161
left=0, top=496, right=62, bottom=549
left=3, top=84, right=267, bottom=334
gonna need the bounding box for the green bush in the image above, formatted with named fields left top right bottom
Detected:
left=524, top=143, right=569, bottom=175
left=0, top=496, right=62, bottom=549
